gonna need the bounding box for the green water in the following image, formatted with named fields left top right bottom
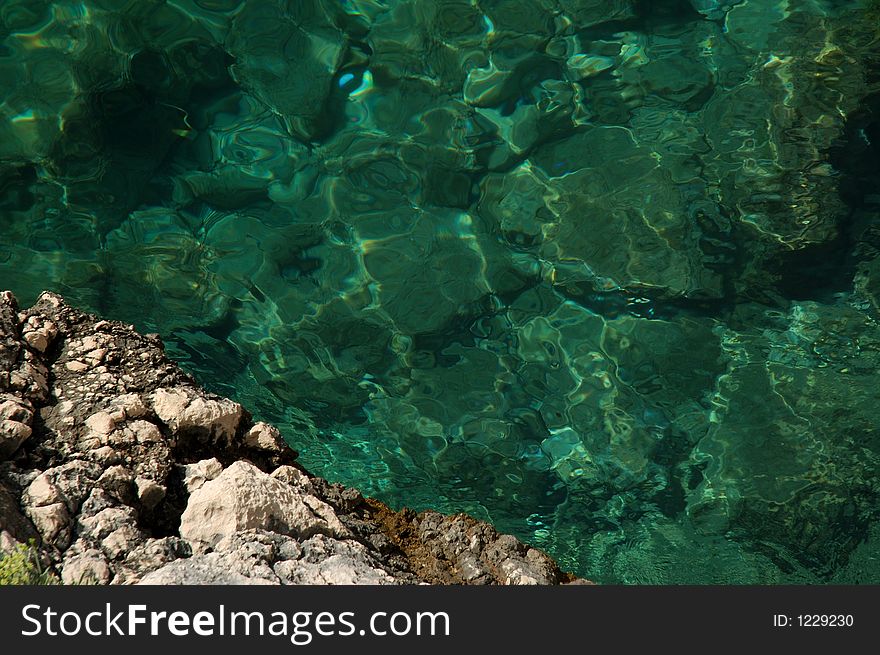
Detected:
left=2, top=0, right=880, bottom=583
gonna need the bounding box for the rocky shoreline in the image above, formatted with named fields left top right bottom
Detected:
left=0, top=290, right=579, bottom=585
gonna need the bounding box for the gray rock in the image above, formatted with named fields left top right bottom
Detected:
left=139, top=531, right=282, bottom=584
left=274, top=535, right=399, bottom=585
left=78, top=506, right=138, bottom=542
left=139, top=558, right=276, bottom=585
left=140, top=530, right=399, bottom=586
left=112, top=537, right=190, bottom=583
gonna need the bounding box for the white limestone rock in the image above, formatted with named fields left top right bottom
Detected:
left=138, top=558, right=277, bottom=585
left=21, top=315, right=57, bottom=353
left=152, top=387, right=243, bottom=444
left=180, top=458, right=224, bottom=493
left=244, top=422, right=285, bottom=452
left=179, top=461, right=349, bottom=547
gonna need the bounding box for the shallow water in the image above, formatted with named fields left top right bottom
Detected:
left=2, top=0, right=880, bottom=582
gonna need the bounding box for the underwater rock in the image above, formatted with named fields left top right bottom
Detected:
left=687, top=301, right=880, bottom=571
left=1, top=0, right=879, bottom=584
left=227, top=0, right=345, bottom=141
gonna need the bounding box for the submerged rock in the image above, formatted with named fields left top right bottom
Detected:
left=1, top=0, right=878, bottom=584
left=0, top=290, right=577, bottom=585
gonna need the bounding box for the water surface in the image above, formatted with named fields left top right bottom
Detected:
left=2, top=0, right=880, bottom=582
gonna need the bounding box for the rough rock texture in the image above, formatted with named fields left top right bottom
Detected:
left=0, top=291, right=578, bottom=585
left=179, top=460, right=350, bottom=546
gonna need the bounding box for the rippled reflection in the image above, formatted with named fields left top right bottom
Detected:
left=2, top=0, right=880, bottom=583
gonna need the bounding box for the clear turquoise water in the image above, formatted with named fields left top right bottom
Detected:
left=2, top=0, right=880, bottom=582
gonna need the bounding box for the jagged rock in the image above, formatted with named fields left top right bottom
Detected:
left=180, top=458, right=224, bottom=493
left=151, top=387, right=243, bottom=446
left=78, top=506, right=138, bottom=543
left=91, top=446, right=121, bottom=466
left=0, top=290, right=578, bottom=585
left=119, top=537, right=190, bottom=582
left=26, top=502, right=71, bottom=550
left=180, top=460, right=349, bottom=547
left=84, top=411, right=117, bottom=443
left=0, top=395, right=34, bottom=458
left=244, top=422, right=285, bottom=452
left=128, top=420, right=162, bottom=444
left=367, top=503, right=568, bottom=585
left=140, top=530, right=401, bottom=586
left=0, top=418, right=32, bottom=459
left=0, top=395, right=33, bottom=424
left=97, top=466, right=135, bottom=504
left=273, top=535, right=400, bottom=585
left=23, top=473, right=62, bottom=507
left=135, top=477, right=166, bottom=509
left=20, top=315, right=58, bottom=354
left=0, top=0, right=876, bottom=587
left=21, top=471, right=72, bottom=549
left=110, top=393, right=149, bottom=420
left=61, top=547, right=112, bottom=585
left=271, top=465, right=315, bottom=492
left=8, top=351, right=49, bottom=403
left=39, top=461, right=103, bottom=515
left=139, top=559, right=274, bottom=585
left=0, top=292, right=21, bottom=384
left=0, top=484, right=39, bottom=549
left=102, top=524, right=147, bottom=561
left=146, top=530, right=282, bottom=585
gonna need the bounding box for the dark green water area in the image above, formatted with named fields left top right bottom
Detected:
left=2, top=0, right=880, bottom=583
